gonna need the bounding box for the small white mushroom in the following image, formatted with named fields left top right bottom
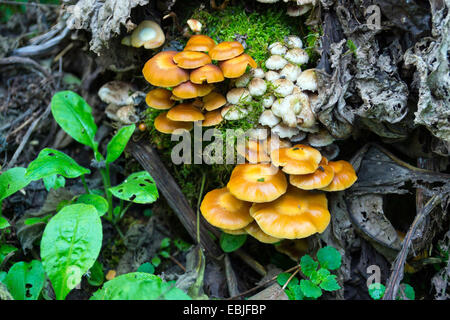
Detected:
left=272, top=95, right=301, bottom=127
left=262, top=95, right=275, bottom=108
left=251, top=68, right=265, bottom=78
left=221, top=105, right=248, bottom=120
left=285, top=35, right=303, bottom=49
left=285, top=48, right=309, bottom=65
left=272, top=79, right=294, bottom=97
left=259, top=110, right=281, bottom=128
left=235, top=72, right=252, bottom=88
left=294, top=91, right=317, bottom=130
left=265, top=70, right=281, bottom=82
left=280, top=64, right=302, bottom=82
left=296, top=69, right=318, bottom=92
left=248, top=127, right=270, bottom=140
left=116, top=105, right=138, bottom=124
left=272, top=123, right=300, bottom=139
left=265, top=55, right=288, bottom=70
left=318, top=143, right=340, bottom=160
left=248, top=78, right=267, bottom=97
left=307, top=128, right=335, bottom=147
left=286, top=4, right=312, bottom=17
left=187, top=19, right=202, bottom=33
left=226, top=88, right=252, bottom=104
left=98, top=81, right=141, bottom=106
left=268, top=42, right=288, bottom=55
left=291, top=131, right=307, bottom=142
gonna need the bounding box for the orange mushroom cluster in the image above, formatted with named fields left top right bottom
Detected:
left=142, top=35, right=257, bottom=133
left=200, top=143, right=357, bottom=243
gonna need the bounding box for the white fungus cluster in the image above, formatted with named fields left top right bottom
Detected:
left=256, top=0, right=315, bottom=18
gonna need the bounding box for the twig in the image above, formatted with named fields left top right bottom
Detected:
left=224, top=254, right=240, bottom=297
left=12, top=26, right=70, bottom=57
left=281, top=266, right=300, bottom=290
left=169, top=255, right=186, bottom=272
left=0, top=56, right=51, bottom=78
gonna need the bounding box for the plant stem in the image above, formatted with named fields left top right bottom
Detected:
left=117, top=201, right=133, bottom=223
left=81, top=174, right=90, bottom=194
left=196, top=172, right=207, bottom=245
left=101, top=164, right=113, bottom=221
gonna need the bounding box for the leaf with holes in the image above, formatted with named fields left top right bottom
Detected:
left=106, top=124, right=135, bottom=163
left=0, top=167, right=31, bottom=201
left=5, top=260, right=45, bottom=300
left=26, top=149, right=90, bottom=181
left=41, top=203, right=102, bottom=300
left=75, top=194, right=108, bottom=217
left=51, top=91, right=98, bottom=151
left=109, top=171, right=158, bottom=204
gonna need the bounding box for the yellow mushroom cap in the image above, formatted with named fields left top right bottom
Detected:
left=166, top=103, right=205, bottom=122
left=227, top=163, right=287, bottom=203
left=190, top=64, right=225, bottom=84
left=270, top=144, right=322, bottom=175
left=320, top=160, right=357, bottom=191
left=145, top=88, right=175, bottom=110
left=209, top=41, right=244, bottom=61
left=184, top=35, right=216, bottom=52
left=130, top=20, right=165, bottom=49
left=173, top=51, right=212, bottom=69
left=244, top=221, right=281, bottom=244
left=290, top=157, right=335, bottom=190
left=222, top=228, right=247, bottom=235
left=154, top=112, right=193, bottom=134
left=250, top=187, right=330, bottom=239
left=236, top=139, right=271, bottom=164
left=202, top=92, right=227, bottom=111
left=275, top=239, right=309, bottom=261
left=142, top=51, right=189, bottom=87
left=200, top=187, right=253, bottom=230
left=202, top=109, right=223, bottom=127
left=172, top=81, right=214, bottom=99
left=219, top=53, right=257, bottom=78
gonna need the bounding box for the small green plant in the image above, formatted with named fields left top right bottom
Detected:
left=277, top=246, right=342, bottom=300
left=219, top=232, right=247, bottom=253
left=368, top=282, right=415, bottom=300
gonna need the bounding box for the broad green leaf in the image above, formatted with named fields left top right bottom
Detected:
left=5, top=260, right=45, bottom=300
left=51, top=91, right=98, bottom=150
left=317, top=246, right=342, bottom=270
left=109, top=171, right=158, bottom=204
left=41, top=203, right=102, bottom=300
left=137, top=262, right=155, bottom=274
left=0, top=244, right=17, bottom=264
left=300, top=254, right=318, bottom=277
left=368, top=283, right=385, bottom=300
left=75, top=194, right=108, bottom=217
left=0, top=167, right=31, bottom=201
left=0, top=216, right=10, bottom=229
left=320, top=274, right=341, bottom=292
left=219, top=233, right=247, bottom=253
left=87, top=261, right=104, bottom=287
left=43, top=174, right=66, bottom=191
left=26, top=149, right=90, bottom=181
left=90, top=272, right=191, bottom=300
left=300, top=279, right=322, bottom=299
left=106, top=124, right=135, bottom=163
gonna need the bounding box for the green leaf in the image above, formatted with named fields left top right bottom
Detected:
left=75, top=194, right=108, bottom=217
left=26, top=149, right=90, bottom=181
left=292, top=284, right=304, bottom=300
left=310, top=268, right=330, bottom=285
left=51, top=91, right=98, bottom=150
left=0, top=271, right=6, bottom=283
left=109, top=171, right=159, bottom=204
left=300, top=279, right=322, bottom=299
left=137, top=262, right=155, bottom=274
left=5, top=260, right=45, bottom=300
left=397, top=283, right=415, bottom=300
left=368, top=283, right=385, bottom=300
left=24, top=215, right=52, bottom=226
left=300, top=254, right=318, bottom=277
left=106, top=124, right=135, bottom=163
left=43, top=174, right=66, bottom=191
left=0, top=216, right=10, bottom=229
left=87, top=261, right=104, bottom=287
left=160, top=250, right=170, bottom=258
left=0, top=244, right=17, bottom=264
left=173, top=238, right=191, bottom=252
left=277, top=272, right=291, bottom=286
left=219, top=233, right=247, bottom=253
left=41, top=203, right=102, bottom=300
left=317, top=246, right=342, bottom=270
left=320, top=275, right=341, bottom=292
left=0, top=167, right=31, bottom=201
left=90, top=272, right=191, bottom=300
left=151, top=256, right=161, bottom=267
left=160, top=237, right=171, bottom=249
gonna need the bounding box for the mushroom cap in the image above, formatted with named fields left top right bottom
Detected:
left=271, top=123, right=300, bottom=139
left=202, top=109, right=223, bottom=126
left=280, top=63, right=301, bottom=82
left=184, top=35, right=216, bottom=52
left=265, top=70, right=281, bottom=82
left=227, top=163, right=287, bottom=203
left=142, top=51, right=189, bottom=87
left=248, top=78, right=267, bottom=97
left=297, top=69, right=318, bottom=92
left=250, top=187, right=330, bottom=239
left=154, top=112, right=193, bottom=134
left=131, top=20, right=165, bottom=49
left=209, top=41, right=244, bottom=61
left=307, top=128, right=335, bottom=147
left=221, top=104, right=248, bottom=120
left=235, top=72, right=252, bottom=88
left=190, top=64, right=225, bottom=84
left=285, top=48, right=309, bottom=65
left=272, top=78, right=294, bottom=97
left=200, top=187, right=253, bottom=230
left=265, top=55, right=288, bottom=70
left=285, top=35, right=303, bottom=49
left=245, top=221, right=281, bottom=243
left=222, top=228, right=247, bottom=235
left=173, top=51, right=212, bottom=69
left=219, top=53, right=257, bottom=78
left=145, top=88, right=175, bottom=110
left=270, top=144, right=322, bottom=175
left=187, top=19, right=202, bottom=33
left=98, top=81, right=137, bottom=106
left=203, top=92, right=227, bottom=111
left=320, top=160, right=357, bottom=191
left=167, top=103, right=205, bottom=122
left=172, top=81, right=214, bottom=99
left=226, top=88, right=252, bottom=104
left=236, top=139, right=271, bottom=163
left=259, top=110, right=281, bottom=127
left=289, top=157, right=335, bottom=190
left=268, top=42, right=287, bottom=55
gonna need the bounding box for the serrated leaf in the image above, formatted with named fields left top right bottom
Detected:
left=109, top=171, right=158, bottom=204
left=41, top=203, right=102, bottom=300
left=300, top=279, right=322, bottom=299
left=300, top=254, right=318, bottom=277
left=51, top=91, right=98, bottom=150
left=0, top=167, right=31, bottom=201
left=320, top=275, right=341, bottom=292
left=75, top=194, right=108, bottom=217
left=5, top=260, right=45, bottom=300
left=368, top=283, right=385, bottom=300
left=43, top=174, right=65, bottom=191
left=26, top=149, right=90, bottom=181
left=219, top=233, right=247, bottom=253
left=106, top=124, right=135, bottom=163
left=317, top=246, right=342, bottom=270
